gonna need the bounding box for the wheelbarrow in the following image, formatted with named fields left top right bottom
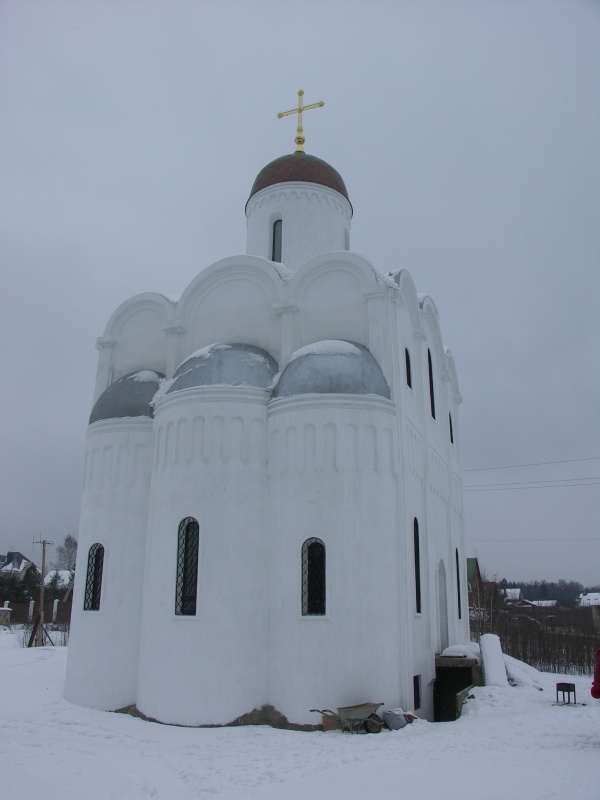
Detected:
left=311, top=702, right=384, bottom=733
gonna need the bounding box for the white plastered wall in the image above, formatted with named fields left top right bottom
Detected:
left=267, top=395, right=401, bottom=725
left=65, top=419, right=153, bottom=710
left=135, top=388, right=270, bottom=725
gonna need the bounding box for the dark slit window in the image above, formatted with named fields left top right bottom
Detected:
left=83, top=543, right=104, bottom=611
left=413, top=674, right=421, bottom=710
left=272, top=219, right=282, bottom=262
left=428, top=349, right=436, bottom=419
left=456, top=548, right=462, bottom=619
left=302, top=538, right=326, bottom=615
left=414, top=518, right=422, bottom=614
left=175, top=517, right=199, bottom=616
left=449, top=412, right=454, bottom=444
left=405, top=348, right=412, bottom=388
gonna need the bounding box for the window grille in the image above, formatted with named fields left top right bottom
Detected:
left=456, top=548, right=462, bottom=619
left=428, top=349, right=436, bottom=418
left=413, top=519, right=422, bottom=614
left=175, top=517, right=199, bottom=616
left=302, top=538, right=326, bottom=615
left=272, top=219, right=282, bottom=262
left=83, top=543, right=104, bottom=611
left=405, top=348, right=412, bottom=388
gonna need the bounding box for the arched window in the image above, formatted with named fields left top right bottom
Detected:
left=405, top=348, right=412, bottom=388
left=272, top=219, right=282, bottom=262
left=456, top=548, right=462, bottom=619
left=449, top=412, right=454, bottom=443
left=427, top=349, right=436, bottom=419
left=302, top=538, right=326, bottom=615
left=175, top=517, right=199, bottom=616
left=83, top=543, right=104, bottom=611
left=413, top=519, right=421, bottom=613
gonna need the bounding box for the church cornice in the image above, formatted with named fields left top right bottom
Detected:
left=267, top=393, right=395, bottom=418
left=246, top=183, right=352, bottom=222
left=154, top=386, right=270, bottom=415
left=86, top=417, right=153, bottom=436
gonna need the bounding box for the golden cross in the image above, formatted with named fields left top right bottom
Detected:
left=277, top=89, right=325, bottom=152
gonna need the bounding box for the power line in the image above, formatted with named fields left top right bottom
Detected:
left=465, top=476, right=600, bottom=489
left=466, top=537, right=599, bottom=542
left=465, top=481, right=600, bottom=492
left=464, top=456, right=600, bottom=473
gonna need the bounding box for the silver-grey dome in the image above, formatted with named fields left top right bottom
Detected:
left=89, top=370, right=164, bottom=424
left=272, top=341, right=390, bottom=399
left=167, top=343, right=278, bottom=394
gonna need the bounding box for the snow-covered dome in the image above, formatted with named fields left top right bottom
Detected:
left=89, top=370, right=164, bottom=424
left=167, top=343, right=278, bottom=394
left=272, top=341, right=390, bottom=399
left=248, top=151, right=350, bottom=205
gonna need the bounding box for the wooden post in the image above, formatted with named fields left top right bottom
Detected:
left=35, top=539, right=53, bottom=647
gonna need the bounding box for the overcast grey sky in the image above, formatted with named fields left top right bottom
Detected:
left=1, top=0, right=598, bottom=585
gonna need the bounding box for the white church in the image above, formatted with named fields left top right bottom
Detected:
left=65, top=94, right=469, bottom=726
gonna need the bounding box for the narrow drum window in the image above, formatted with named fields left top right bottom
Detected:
left=83, top=543, right=104, bottom=611
left=302, top=538, right=326, bottom=615
left=449, top=412, right=454, bottom=444
left=272, top=219, right=282, bottom=262
left=456, top=548, right=462, bottom=619
left=175, top=517, right=199, bottom=616
left=405, top=348, right=412, bottom=388
left=428, top=349, right=436, bottom=419
left=413, top=519, right=422, bottom=613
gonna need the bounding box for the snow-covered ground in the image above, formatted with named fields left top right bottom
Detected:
left=1, top=628, right=597, bottom=800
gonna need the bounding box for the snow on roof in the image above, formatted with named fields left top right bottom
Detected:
left=129, top=370, right=163, bottom=382
left=0, top=555, right=32, bottom=575
left=578, top=592, right=600, bottom=606
left=501, top=588, right=522, bottom=600
left=441, top=643, right=481, bottom=661
left=289, top=340, right=362, bottom=362
left=529, top=600, right=557, bottom=607
left=44, top=570, right=72, bottom=587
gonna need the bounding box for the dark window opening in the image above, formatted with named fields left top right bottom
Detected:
left=413, top=674, right=421, bottom=710
left=449, top=413, right=454, bottom=444
left=405, top=348, right=412, bottom=388
left=84, top=543, right=104, bottom=611
left=456, top=548, right=462, bottom=619
left=302, top=538, right=326, bottom=615
left=428, top=349, right=436, bottom=419
left=413, top=518, right=422, bottom=614
left=175, top=517, right=199, bottom=616
left=272, top=219, right=282, bottom=262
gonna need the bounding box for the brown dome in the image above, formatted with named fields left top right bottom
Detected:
left=248, top=152, right=350, bottom=204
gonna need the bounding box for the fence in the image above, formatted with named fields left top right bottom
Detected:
left=7, top=598, right=72, bottom=626
left=470, top=605, right=598, bottom=675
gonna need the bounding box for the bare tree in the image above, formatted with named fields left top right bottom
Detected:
left=53, top=535, right=77, bottom=573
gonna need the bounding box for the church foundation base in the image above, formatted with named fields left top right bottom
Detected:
left=114, top=703, right=320, bottom=731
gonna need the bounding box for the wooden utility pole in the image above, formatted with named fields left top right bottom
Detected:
left=34, top=538, right=53, bottom=647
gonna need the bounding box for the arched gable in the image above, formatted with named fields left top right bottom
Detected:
left=444, top=348, right=462, bottom=406
left=419, top=295, right=447, bottom=386
left=391, top=270, right=424, bottom=339
left=289, top=253, right=383, bottom=349
left=176, top=256, right=286, bottom=362
left=102, top=293, right=174, bottom=383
